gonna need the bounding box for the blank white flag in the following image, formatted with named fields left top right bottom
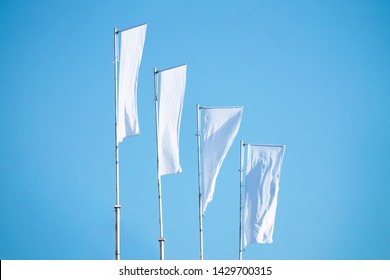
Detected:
left=158, top=65, right=187, bottom=176
left=202, top=107, right=243, bottom=215
left=117, top=24, right=147, bottom=143
left=244, top=145, right=285, bottom=247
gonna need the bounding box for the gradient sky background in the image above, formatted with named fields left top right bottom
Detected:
left=1, top=0, right=390, bottom=260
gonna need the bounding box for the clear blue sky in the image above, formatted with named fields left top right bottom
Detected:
left=1, top=0, right=389, bottom=260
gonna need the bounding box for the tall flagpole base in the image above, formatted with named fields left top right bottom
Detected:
left=114, top=204, right=121, bottom=260
left=159, top=237, right=165, bottom=260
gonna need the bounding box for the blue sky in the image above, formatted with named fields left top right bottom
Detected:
left=1, top=0, right=389, bottom=260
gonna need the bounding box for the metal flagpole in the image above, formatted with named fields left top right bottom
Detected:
left=154, top=67, right=165, bottom=260
left=239, top=141, right=245, bottom=260
left=113, top=27, right=121, bottom=260
left=196, top=104, right=204, bottom=260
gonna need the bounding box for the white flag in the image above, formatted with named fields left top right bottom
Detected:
left=202, top=107, right=243, bottom=215
left=244, top=145, right=285, bottom=247
left=117, top=24, right=147, bottom=143
left=158, top=65, right=187, bottom=176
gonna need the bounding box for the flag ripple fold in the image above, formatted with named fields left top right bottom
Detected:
left=158, top=65, right=187, bottom=176
left=202, top=107, right=243, bottom=215
left=244, top=144, right=285, bottom=247
left=117, top=24, right=147, bottom=143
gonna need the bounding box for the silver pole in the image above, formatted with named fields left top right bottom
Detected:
left=239, top=141, right=244, bottom=260
left=196, top=104, right=204, bottom=260
left=154, top=67, right=165, bottom=260
left=113, top=27, right=121, bottom=260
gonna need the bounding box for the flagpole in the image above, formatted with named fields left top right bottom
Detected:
left=239, top=141, right=245, bottom=260
left=113, top=27, right=121, bottom=260
left=154, top=67, right=165, bottom=260
left=196, top=104, right=204, bottom=260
